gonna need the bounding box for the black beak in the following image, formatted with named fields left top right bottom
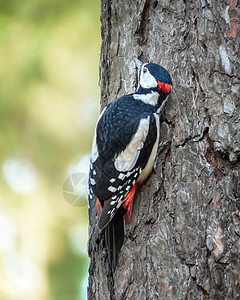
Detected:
left=134, top=58, right=143, bottom=71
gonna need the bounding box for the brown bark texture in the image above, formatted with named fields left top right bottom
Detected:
left=88, top=0, right=240, bottom=299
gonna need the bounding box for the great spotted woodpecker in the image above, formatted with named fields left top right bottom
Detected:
left=89, top=59, right=172, bottom=269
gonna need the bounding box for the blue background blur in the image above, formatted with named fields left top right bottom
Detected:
left=0, top=0, right=100, bottom=299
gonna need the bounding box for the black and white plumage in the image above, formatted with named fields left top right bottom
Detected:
left=89, top=59, right=172, bottom=269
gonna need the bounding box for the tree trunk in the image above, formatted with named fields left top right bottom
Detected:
left=88, top=0, right=240, bottom=299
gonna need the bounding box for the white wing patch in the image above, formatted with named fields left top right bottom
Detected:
left=114, top=116, right=150, bottom=172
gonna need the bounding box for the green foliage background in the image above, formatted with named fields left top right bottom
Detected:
left=0, top=0, right=100, bottom=299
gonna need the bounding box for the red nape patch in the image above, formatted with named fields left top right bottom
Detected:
left=157, top=81, right=172, bottom=94
left=122, top=183, right=139, bottom=221
left=96, top=198, right=102, bottom=211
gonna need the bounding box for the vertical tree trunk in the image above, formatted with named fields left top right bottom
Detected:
left=88, top=0, right=240, bottom=299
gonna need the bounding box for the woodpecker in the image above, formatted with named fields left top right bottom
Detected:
left=89, top=58, right=172, bottom=269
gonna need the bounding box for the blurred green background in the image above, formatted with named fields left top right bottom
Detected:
left=0, top=0, right=100, bottom=299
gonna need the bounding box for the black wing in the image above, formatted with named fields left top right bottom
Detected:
left=89, top=96, right=158, bottom=228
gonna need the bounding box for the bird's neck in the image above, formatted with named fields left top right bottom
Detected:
left=134, top=87, right=167, bottom=109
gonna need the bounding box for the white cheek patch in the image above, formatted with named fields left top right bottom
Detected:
left=140, top=65, right=158, bottom=89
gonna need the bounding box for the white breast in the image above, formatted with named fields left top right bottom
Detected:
left=137, top=112, right=159, bottom=183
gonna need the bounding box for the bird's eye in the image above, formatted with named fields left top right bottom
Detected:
left=143, top=67, right=148, bottom=73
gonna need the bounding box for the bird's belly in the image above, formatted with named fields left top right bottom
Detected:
left=137, top=113, right=160, bottom=183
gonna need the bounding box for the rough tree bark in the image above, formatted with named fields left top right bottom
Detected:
left=88, top=0, right=240, bottom=299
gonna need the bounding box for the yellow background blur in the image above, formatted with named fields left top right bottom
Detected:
left=0, top=0, right=101, bottom=299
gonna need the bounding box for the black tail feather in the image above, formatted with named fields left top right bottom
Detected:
left=104, top=207, right=125, bottom=271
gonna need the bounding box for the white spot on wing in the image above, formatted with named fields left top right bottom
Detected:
left=90, top=178, right=96, bottom=185
left=108, top=186, right=117, bottom=192
left=118, top=173, right=125, bottom=180
left=108, top=208, right=115, bottom=215
left=116, top=200, right=123, bottom=209
left=110, top=178, right=116, bottom=183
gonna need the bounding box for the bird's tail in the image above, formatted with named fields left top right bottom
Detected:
left=104, top=206, right=125, bottom=271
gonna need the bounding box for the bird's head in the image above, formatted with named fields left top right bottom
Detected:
left=134, top=58, right=172, bottom=98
